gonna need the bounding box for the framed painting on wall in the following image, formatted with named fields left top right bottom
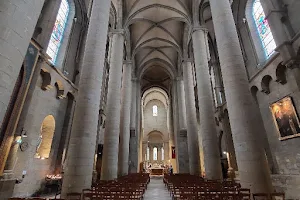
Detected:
left=270, top=96, right=300, bottom=140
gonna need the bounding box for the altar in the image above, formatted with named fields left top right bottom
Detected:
left=150, top=168, right=164, bottom=176
left=145, top=163, right=165, bottom=176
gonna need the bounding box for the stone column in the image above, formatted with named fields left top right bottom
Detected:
left=142, top=142, right=147, bottom=162
left=222, top=111, right=238, bottom=171
left=61, top=0, right=110, bottom=195
left=0, top=0, right=45, bottom=131
left=177, top=78, right=187, bottom=130
left=157, top=146, right=162, bottom=162
left=192, top=28, right=222, bottom=180
left=101, top=30, right=125, bottom=180
left=175, top=78, right=190, bottom=173
left=211, top=61, right=225, bottom=106
left=209, top=0, right=272, bottom=192
left=164, top=142, right=169, bottom=162
left=130, top=79, right=137, bottom=132
left=118, top=60, right=132, bottom=177
left=182, top=60, right=200, bottom=175
left=129, top=79, right=140, bottom=173
left=149, top=146, right=153, bottom=163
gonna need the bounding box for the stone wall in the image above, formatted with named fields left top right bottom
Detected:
left=143, top=100, right=168, bottom=141
left=283, top=0, right=300, bottom=33
left=11, top=61, right=77, bottom=197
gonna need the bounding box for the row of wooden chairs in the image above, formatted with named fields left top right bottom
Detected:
left=164, top=173, right=285, bottom=200
left=73, top=173, right=149, bottom=200
left=10, top=173, right=150, bottom=200
left=9, top=199, right=60, bottom=200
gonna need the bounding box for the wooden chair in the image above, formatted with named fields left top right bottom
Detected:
left=28, top=198, right=47, bottom=200
left=66, top=192, right=81, bottom=200
left=253, top=193, right=270, bottom=200
left=9, top=198, right=26, bottom=200
left=271, top=192, right=285, bottom=200
left=49, top=199, right=65, bottom=200
left=239, top=188, right=251, bottom=199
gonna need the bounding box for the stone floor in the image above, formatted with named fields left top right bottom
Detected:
left=144, top=176, right=172, bottom=200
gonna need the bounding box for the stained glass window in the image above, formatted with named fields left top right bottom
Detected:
left=153, top=105, right=158, bottom=116
left=253, top=0, right=276, bottom=58
left=153, top=147, right=158, bottom=160
left=46, top=0, right=70, bottom=64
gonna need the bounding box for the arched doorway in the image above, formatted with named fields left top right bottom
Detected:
left=36, top=115, right=56, bottom=159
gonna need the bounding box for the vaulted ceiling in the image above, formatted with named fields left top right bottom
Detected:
left=109, top=0, right=219, bottom=92
left=122, top=0, right=193, bottom=92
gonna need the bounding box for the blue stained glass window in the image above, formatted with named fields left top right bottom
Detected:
left=253, top=0, right=276, bottom=58
left=46, top=0, right=70, bottom=64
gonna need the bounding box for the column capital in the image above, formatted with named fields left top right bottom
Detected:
left=124, top=60, right=133, bottom=65
left=192, top=26, right=208, bottom=34
left=131, top=77, right=139, bottom=81
left=209, top=59, right=220, bottom=67
left=182, top=58, right=193, bottom=63
left=109, top=29, right=124, bottom=36
left=175, top=76, right=183, bottom=81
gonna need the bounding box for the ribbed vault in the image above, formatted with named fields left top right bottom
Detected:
left=123, top=0, right=192, bottom=91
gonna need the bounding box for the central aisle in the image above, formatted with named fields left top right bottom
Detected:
left=144, top=177, right=172, bottom=200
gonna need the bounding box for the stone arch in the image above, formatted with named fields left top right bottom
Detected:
left=199, top=1, right=211, bottom=25
left=275, top=63, right=287, bottom=84
left=138, top=58, right=175, bottom=80
left=142, top=87, right=169, bottom=109
left=244, top=0, right=268, bottom=63
left=40, top=68, right=52, bottom=90
left=147, top=131, right=164, bottom=143
left=110, top=1, right=117, bottom=29
left=36, top=115, right=56, bottom=159
left=261, top=75, right=273, bottom=94
left=55, top=81, right=65, bottom=99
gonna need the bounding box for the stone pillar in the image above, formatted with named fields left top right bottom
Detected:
left=211, top=61, right=225, bottom=106
left=118, top=60, right=132, bottom=177
left=142, top=142, right=147, bottom=162
left=175, top=78, right=190, bottom=173
left=0, top=0, right=45, bottom=133
left=61, top=0, right=110, bottom=195
left=164, top=142, right=169, bottom=162
left=209, top=0, right=272, bottom=192
left=222, top=111, right=238, bottom=172
left=130, top=79, right=137, bottom=132
left=129, top=79, right=140, bottom=173
left=149, top=146, right=153, bottom=163
left=182, top=60, right=200, bottom=175
left=192, top=28, right=222, bottom=180
left=101, top=30, right=125, bottom=180
left=157, top=146, right=162, bottom=162
left=177, top=78, right=187, bottom=130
